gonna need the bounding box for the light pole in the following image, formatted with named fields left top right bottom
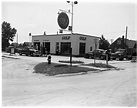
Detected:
left=67, top=1, right=78, bottom=34
left=94, top=38, right=97, bottom=64
left=16, top=33, right=18, bottom=44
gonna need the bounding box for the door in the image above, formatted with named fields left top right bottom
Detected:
left=60, top=42, right=71, bottom=55
left=79, top=43, right=86, bottom=56
left=34, top=42, right=40, bottom=50
left=56, top=42, right=60, bottom=54
left=43, top=42, right=50, bottom=54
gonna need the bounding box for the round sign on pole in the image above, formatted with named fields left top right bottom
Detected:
left=57, top=12, right=69, bottom=29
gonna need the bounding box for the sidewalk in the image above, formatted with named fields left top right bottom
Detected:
left=2, top=52, right=20, bottom=59
left=2, top=52, right=122, bottom=72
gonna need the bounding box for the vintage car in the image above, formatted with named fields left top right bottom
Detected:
left=6, top=46, right=22, bottom=54
left=18, top=47, right=41, bottom=56
left=84, top=51, right=94, bottom=59
left=111, top=49, right=132, bottom=60
left=84, top=49, right=109, bottom=60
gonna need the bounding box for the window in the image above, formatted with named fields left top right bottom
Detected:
left=56, top=42, right=59, bottom=54
left=79, top=43, right=86, bottom=55
left=90, top=47, right=92, bottom=51
left=60, top=42, right=71, bottom=55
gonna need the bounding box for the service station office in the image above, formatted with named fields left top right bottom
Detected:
left=32, top=33, right=100, bottom=56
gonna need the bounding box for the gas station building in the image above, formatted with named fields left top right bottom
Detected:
left=32, top=33, right=100, bottom=56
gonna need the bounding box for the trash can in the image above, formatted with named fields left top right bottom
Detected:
left=10, top=46, right=15, bottom=55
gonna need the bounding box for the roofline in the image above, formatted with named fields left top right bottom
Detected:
left=114, top=37, right=137, bottom=42
left=74, top=33, right=100, bottom=38
left=32, top=33, right=100, bottom=38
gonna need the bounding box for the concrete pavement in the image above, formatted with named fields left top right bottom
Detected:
left=2, top=52, right=137, bottom=106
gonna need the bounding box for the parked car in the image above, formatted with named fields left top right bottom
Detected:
left=84, top=51, right=94, bottom=58
left=6, top=46, right=15, bottom=53
left=111, top=49, right=132, bottom=61
left=18, top=47, right=41, bottom=56
left=84, top=49, right=109, bottom=60
left=16, top=48, right=22, bottom=53
left=6, top=46, right=20, bottom=53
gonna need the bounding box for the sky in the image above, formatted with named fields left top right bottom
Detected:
left=2, top=0, right=137, bottom=43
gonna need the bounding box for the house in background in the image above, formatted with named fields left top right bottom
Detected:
left=23, top=42, right=32, bottom=47
left=10, top=42, right=18, bottom=47
left=110, top=35, right=137, bottom=55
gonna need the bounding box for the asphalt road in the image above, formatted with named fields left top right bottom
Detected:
left=2, top=53, right=137, bottom=106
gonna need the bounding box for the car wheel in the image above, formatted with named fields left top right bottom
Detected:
left=127, top=57, right=132, bottom=60
left=100, top=56, right=104, bottom=60
left=19, top=53, right=22, bottom=55
left=30, top=53, right=33, bottom=56
left=119, top=57, right=123, bottom=61
left=112, top=58, right=116, bottom=60
left=85, top=56, right=89, bottom=59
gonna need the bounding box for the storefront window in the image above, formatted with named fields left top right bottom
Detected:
left=90, top=47, right=92, bottom=51
left=60, top=42, right=71, bottom=55
left=56, top=42, right=60, bottom=54
left=43, top=42, right=50, bottom=54
left=34, top=42, right=40, bottom=50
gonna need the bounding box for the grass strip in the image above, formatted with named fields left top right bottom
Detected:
left=34, top=62, right=98, bottom=76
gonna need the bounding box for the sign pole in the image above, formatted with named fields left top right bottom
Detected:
left=71, top=2, right=73, bottom=34
left=70, top=47, right=72, bottom=66
left=16, top=33, right=18, bottom=44
left=94, top=38, right=97, bottom=65
left=106, top=54, right=108, bottom=65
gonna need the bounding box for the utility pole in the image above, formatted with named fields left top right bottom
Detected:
left=67, top=1, right=78, bottom=34
left=70, top=47, right=72, bottom=66
left=16, top=33, right=18, bottom=44
left=29, top=33, right=31, bottom=42
left=71, top=2, right=74, bottom=34
left=125, top=26, right=128, bottom=47
left=110, top=39, right=114, bottom=44
left=94, top=38, right=97, bottom=64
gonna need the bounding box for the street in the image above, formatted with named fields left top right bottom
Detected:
left=2, top=53, right=137, bottom=106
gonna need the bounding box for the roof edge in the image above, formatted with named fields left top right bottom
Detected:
left=32, top=33, right=100, bottom=38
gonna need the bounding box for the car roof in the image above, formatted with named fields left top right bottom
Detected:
left=117, top=49, right=126, bottom=51
left=95, top=49, right=105, bottom=51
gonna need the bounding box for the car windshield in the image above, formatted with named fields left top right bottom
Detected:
left=94, top=49, right=104, bottom=53
left=115, top=51, right=122, bottom=53
left=116, top=50, right=125, bottom=53
left=103, top=50, right=107, bottom=54
left=29, top=48, right=35, bottom=50
left=88, top=51, right=93, bottom=54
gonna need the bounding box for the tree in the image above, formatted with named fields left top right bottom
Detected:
left=2, top=21, right=17, bottom=51
left=23, top=42, right=28, bottom=47
left=99, top=35, right=110, bottom=50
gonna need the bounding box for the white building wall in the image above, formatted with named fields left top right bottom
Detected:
left=32, top=34, right=100, bottom=56
left=74, top=34, right=99, bottom=54
left=85, top=36, right=99, bottom=53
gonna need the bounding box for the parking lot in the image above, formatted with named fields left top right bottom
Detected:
left=2, top=52, right=137, bottom=106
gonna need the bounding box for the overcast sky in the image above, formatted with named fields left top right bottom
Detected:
left=2, top=0, right=137, bottom=43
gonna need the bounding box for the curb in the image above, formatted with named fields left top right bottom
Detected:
left=54, top=72, right=87, bottom=77
left=54, top=67, right=124, bottom=77
left=2, top=55, right=20, bottom=59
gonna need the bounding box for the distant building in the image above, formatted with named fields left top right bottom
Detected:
left=32, top=33, right=100, bottom=56
left=110, top=36, right=137, bottom=55
left=10, top=42, right=18, bottom=47
left=23, top=42, right=32, bottom=47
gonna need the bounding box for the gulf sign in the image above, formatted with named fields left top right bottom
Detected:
left=57, top=12, right=69, bottom=29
